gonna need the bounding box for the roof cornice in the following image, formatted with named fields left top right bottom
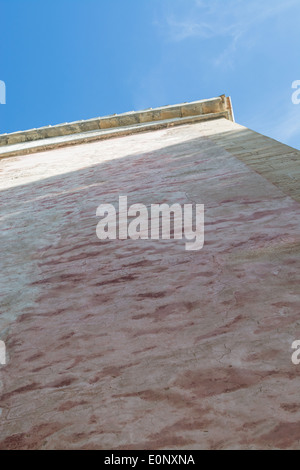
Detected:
left=0, top=95, right=234, bottom=159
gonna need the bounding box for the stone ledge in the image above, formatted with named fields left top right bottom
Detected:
left=0, top=95, right=234, bottom=152
left=0, top=110, right=232, bottom=160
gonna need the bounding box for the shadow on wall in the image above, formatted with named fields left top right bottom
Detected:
left=0, top=126, right=299, bottom=334
left=0, top=128, right=260, bottom=336
left=0, top=127, right=300, bottom=449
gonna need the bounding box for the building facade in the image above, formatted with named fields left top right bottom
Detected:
left=0, top=97, right=300, bottom=449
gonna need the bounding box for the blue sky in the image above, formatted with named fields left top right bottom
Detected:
left=1, top=0, right=300, bottom=149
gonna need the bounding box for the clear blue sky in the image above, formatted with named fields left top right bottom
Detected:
left=1, top=0, right=300, bottom=149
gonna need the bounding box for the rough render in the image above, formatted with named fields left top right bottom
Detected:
left=0, top=117, right=300, bottom=449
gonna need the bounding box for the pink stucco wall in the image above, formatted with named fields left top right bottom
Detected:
left=0, top=120, right=300, bottom=449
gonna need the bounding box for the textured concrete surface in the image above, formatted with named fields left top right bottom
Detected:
left=0, top=118, right=300, bottom=449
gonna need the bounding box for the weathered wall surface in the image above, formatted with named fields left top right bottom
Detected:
left=0, top=119, right=300, bottom=449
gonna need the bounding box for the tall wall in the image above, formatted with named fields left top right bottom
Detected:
left=0, top=116, right=300, bottom=449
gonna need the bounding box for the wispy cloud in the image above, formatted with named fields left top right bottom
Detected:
left=245, top=91, right=300, bottom=148
left=271, top=107, right=300, bottom=143
left=163, top=0, right=299, bottom=67
left=166, top=0, right=298, bottom=41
